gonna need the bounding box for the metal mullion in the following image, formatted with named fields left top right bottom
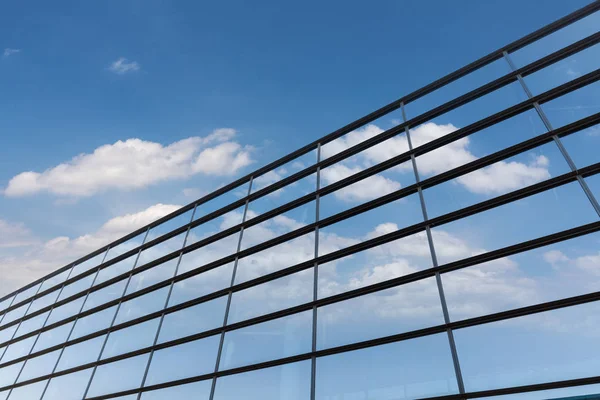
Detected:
left=81, top=228, right=151, bottom=399
left=208, top=177, right=254, bottom=400
left=37, top=253, right=107, bottom=400
left=503, top=51, right=600, bottom=218
left=135, top=205, right=198, bottom=400
left=310, top=143, right=321, bottom=400
left=402, top=103, right=466, bottom=395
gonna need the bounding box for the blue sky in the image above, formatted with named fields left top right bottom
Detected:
left=1, top=1, right=600, bottom=399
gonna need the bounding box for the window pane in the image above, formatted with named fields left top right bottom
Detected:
left=158, top=296, right=227, bottom=343
left=169, top=263, right=234, bottom=306
left=0, top=296, right=15, bottom=315
left=478, top=383, right=600, bottom=399
left=318, top=277, right=443, bottom=350
left=145, top=209, right=193, bottom=243
left=46, top=296, right=84, bottom=326
left=5, top=380, right=47, bottom=400
left=213, top=360, right=310, bottom=400
left=443, top=231, right=600, bottom=321
left=125, top=259, right=177, bottom=296
left=39, top=268, right=72, bottom=295
left=228, top=270, right=313, bottom=324
left=33, top=322, right=74, bottom=352
left=178, top=232, right=239, bottom=274
left=2, top=335, right=36, bottom=362
left=235, top=232, right=315, bottom=284
left=57, top=274, right=94, bottom=303
left=70, top=251, right=106, bottom=278
left=42, top=368, right=94, bottom=400
left=136, top=232, right=187, bottom=267
left=0, top=361, right=24, bottom=388
left=105, top=232, right=146, bottom=263
left=586, top=173, right=600, bottom=199
left=140, top=381, right=212, bottom=400
left=144, top=335, right=220, bottom=386
left=193, top=183, right=249, bottom=222
left=561, top=123, right=600, bottom=170
left=70, top=306, right=117, bottom=340
left=316, top=334, right=459, bottom=400
left=317, top=231, right=432, bottom=299
left=26, top=289, right=60, bottom=316
left=0, top=325, right=18, bottom=345
left=82, top=279, right=127, bottom=312
left=1, top=302, right=29, bottom=325
left=95, top=254, right=138, bottom=286
left=18, top=349, right=61, bottom=382
left=454, top=301, right=600, bottom=392
left=114, top=287, right=169, bottom=325
left=248, top=173, right=316, bottom=217
left=220, top=311, right=311, bottom=370
left=15, top=311, right=49, bottom=338
left=102, top=318, right=160, bottom=359
left=56, top=335, right=106, bottom=372
left=13, top=283, right=42, bottom=305
left=542, top=81, right=600, bottom=129
left=432, top=182, right=598, bottom=266
left=86, top=354, right=149, bottom=397
left=252, top=153, right=316, bottom=194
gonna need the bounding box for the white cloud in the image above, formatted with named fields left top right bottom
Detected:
left=544, top=249, right=600, bottom=276
left=321, top=164, right=401, bottom=202
left=3, top=48, right=20, bottom=57
left=108, top=57, right=140, bottom=74
left=3, top=129, right=253, bottom=198
left=0, top=204, right=180, bottom=296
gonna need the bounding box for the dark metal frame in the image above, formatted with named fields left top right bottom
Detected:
left=1, top=2, right=600, bottom=399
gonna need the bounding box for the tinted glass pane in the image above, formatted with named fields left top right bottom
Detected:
left=102, top=318, right=160, bottom=359
left=144, top=335, right=220, bottom=386
left=0, top=325, right=18, bottom=345
left=14, top=311, right=49, bottom=338
left=193, top=183, right=249, bottom=222
left=181, top=231, right=239, bottom=272
left=136, top=232, right=187, bottom=267
left=86, top=354, right=149, bottom=397
left=95, top=254, right=138, bottom=286
left=0, top=296, right=15, bottom=315
left=140, top=381, right=212, bottom=400
left=125, top=259, right=177, bottom=296
left=169, top=263, right=234, bottom=306
left=57, top=275, right=94, bottom=303
left=6, top=380, right=47, bottom=400
left=113, top=287, right=169, bottom=325
left=56, top=335, right=106, bottom=372
left=145, top=209, right=193, bottom=243
left=13, top=283, right=41, bottom=305
left=45, top=296, right=85, bottom=326
left=213, top=360, right=310, bottom=400
left=82, top=279, right=127, bottom=312
left=33, top=322, right=74, bottom=352
left=542, top=81, right=600, bottom=129
left=105, top=232, right=146, bottom=263
left=478, top=383, right=600, bottom=399
left=18, top=349, right=61, bottom=382
left=70, top=251, right=106, bottom=278
left=316, top=334, right=459, bottom=400
left=26, top=289, right=60, bottom=316
left=561, top=123, right=600, bottom=170
left=0, top=361, right=24, bottom=388
left=2, top=335, right=36, bottom=362
left=70, top=306, right=117, bottom=340
left=252, top=152, right=316, bottom=194
left=42, top=368, right=94, bottom=400
left=158, top=296, right=227, bottom=343
left=1, top=303, right=29, bottom=325
left=39, top=268, right=72, bottom=294
left=220, top=311, right=311, bottom=370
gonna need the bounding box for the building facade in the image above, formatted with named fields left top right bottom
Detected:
left=1, top=2, right=600, bottom=399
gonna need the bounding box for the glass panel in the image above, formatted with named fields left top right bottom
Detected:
left=94, top=254, right=138, bottom=286
left=423, top=142, right=570, bottom=219
left=169, top=263, right=234, bottom=306
left=562, top=123, right=600, bottom=169
left=13, top=282, right=41, bottom=305
left=113, top=287, right=169, bottom=325
left=144, top=335, right=220, bottom=386
left=316, top=334, right=459, bottom=400
left=181, top=231, right=239, bottom=273
left=252, top=152, right=316, bottom=194
left=17, top=349, right=61, bottom=382
left=510, top=10, right=600, bottom=67
left=241, top=202, right=315, bottom=251
left=105, top=231, right=146, bottom=263
left=145, top=208, right=193, bottom=243
left=319, top=194, right=424, bottom=257
left=57, top=274, right=95, bottom=303
left=220, top=311, right=311, bottom=370
left=1, top=303, right=29, bottom=325
left=405, top=58, right=510, bottom=119
left=70, top=251, right=106, bottom=278
left=101, top=318, right=160, bottom=359
left=14, top=311, right=49, bottom=338
left=318, top=277, right=443, bottom=350
left=248, top=173, right=316, bottom=217
left=1, top=335, right=36, bottom=363
left=213, top=360, right=310, bottom=400
left=455, top=301, right=600, bottom=392
left=82, top=279, right=127, bottom=312
left=542, top=81, right=600, bottom=129
left=56, top=335, right=106, bottom=372
left=70, top=306, right=117, bottom=340
left=32, top=322, right=74, bottom=352
left=478, top=383, right=600, bottom=399
left=86, top=354, right=149, bottom=397
left=0, top=361, right=24, bottom=388
left=136, top=231, right=187, bottom=267
left=158, top=296, right=227, bottom=343
left=26, top=289, right=60, bottom=316
left=193, top=182, right=250, bottom=222
left=46, top=296, right=85, bottom=326
left=432, top=182, right=598, bottom=266
left=318, top=231, right=432, bottom=299
left=0, top=325, right=18, bottom=345
left=125, top=259, right=177, bottom=296
left=443, top=231, right=600, bottom=321
left=39, top=268, right=73, bottom=294
left=586, top=173, right=600, bottom=199
left=42, top=368, right=94, bottom=400
left=228, top=270, right=313, bottom=324
left=235, top=232, right=315, bottom=284
left=0, top=296, right=16, bottom=315
left=140, top=381, right=212, bottom=400
left=5, top=380, right=47, bottom=400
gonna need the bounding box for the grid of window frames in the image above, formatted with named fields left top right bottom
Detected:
left=1, top=3, right=600, bottom=400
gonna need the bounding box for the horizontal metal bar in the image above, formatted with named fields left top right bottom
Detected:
left=3, top=3, right=598, bottom=306
left=1, top=111, right=598, bottom=351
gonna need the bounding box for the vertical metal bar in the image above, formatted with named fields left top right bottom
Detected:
left=310, top=144, right=322, bottom=400
left=0, top=293, right=20, bottom=361
left=401, top=102, right=466, bottom=395
left=209, top=177, right=254, bottom=400
left=80, top=229, right=150, bottom=399
left=502, top=51, right=600, bottom=217
left=135, top=205, right=198, bottom=400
